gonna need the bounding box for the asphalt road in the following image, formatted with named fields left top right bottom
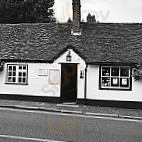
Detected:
left=0, top=108, right=142, bottom=142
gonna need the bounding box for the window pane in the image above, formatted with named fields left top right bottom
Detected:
left=13, top=66, right=16, bottom=71
left=8, top=77, right=12, bottom=82
left=18, top=78, right=22, bottom=83
left=23, top=72, right=26, bottom=77
left=13, top=72, right=16, bottom=76
left=120, top=78, right=129, bottom=87
left=19, top=72, right=22, bottom=76
left=9, top=66, right=12, bottom=70
left=111, top=78, right=119, bottom=86
left=23, top=66, right=26, bottom=70
left=23, top=78, right=26, bottom=83
left=120, top=67, right=129, bottom=77
left=8, top=72, right=12, bottom=76
left=111, top=67, right=119, bottom=76
left=102, top=67, right=110, bottom=76
left=102, top=77, right=110, bottom=87
left=19, top=66, right=22, bottom=70
left=13, top=77, right=16, bottom=82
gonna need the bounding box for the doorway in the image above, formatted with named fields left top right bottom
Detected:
left=61, top=64, right=77, bottom=103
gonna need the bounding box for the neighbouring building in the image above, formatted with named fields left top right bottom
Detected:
left=0, top=0, right=142, bottom=108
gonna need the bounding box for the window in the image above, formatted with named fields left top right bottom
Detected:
left=49, top=69, right=60, bottom=84
left=6, top=64, right=28, bottom=84
left=100, top=66, right=131, bottom=90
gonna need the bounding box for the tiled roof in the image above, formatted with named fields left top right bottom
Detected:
left=0, top=22, right=142, bottom=64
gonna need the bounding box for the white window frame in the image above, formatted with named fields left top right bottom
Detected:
left=6, top=64, right=28, bottom=85
left=100, top=66, right=131, bottom=90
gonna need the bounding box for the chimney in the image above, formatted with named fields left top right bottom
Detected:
left=72, top=0, right=81, bottom=35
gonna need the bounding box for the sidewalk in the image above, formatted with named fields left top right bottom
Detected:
left=0, top=99, right=142, bottom=120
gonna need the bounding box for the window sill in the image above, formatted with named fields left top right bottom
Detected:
left=49, top=83, right=59, bottom=85
left=5, top=83, right=29, bottom=85
left=100, top=87, right=132, bottom=91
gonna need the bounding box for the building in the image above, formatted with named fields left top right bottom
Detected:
left=0, top=0, right=142, bottom=108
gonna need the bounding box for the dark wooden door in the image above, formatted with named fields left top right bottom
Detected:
left=61, top=64, right=77, bottom=103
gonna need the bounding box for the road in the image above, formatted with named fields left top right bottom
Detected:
left=0, top=108, right=141, bottom=142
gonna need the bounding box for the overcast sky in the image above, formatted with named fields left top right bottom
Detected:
left=54, top=0, right=142, bottom=23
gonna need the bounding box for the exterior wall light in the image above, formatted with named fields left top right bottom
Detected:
left=66, top=50, right=72, bottom=61
left=80, top=70, right=84, bottom=78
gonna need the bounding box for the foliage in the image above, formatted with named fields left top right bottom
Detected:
left=0, top=61, right=4, bottom=72
left=67, top=18, right=72, bottom=23
left=87, top=13, right=96, bottom=23
left=0, top=0, right=56, bottom=23
left=132, top=64, right=142, bottom=81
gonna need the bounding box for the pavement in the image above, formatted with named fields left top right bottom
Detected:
left=0, top=99, right=142, bottom=120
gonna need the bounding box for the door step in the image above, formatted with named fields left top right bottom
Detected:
left=57, top=103, right=79, bottom=108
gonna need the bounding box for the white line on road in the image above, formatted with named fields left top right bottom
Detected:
left=0, top=134, right=65, bottom=142
left=0, top=107, right=142, bottom=123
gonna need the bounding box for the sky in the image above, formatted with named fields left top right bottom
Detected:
left=53, top=0, right=142, bottom=23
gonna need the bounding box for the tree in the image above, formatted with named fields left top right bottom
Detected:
left=87, top=13, right=96, bottom=23
left=0, top=0, right=56, bottom=23
left=67, top=18, right=72, bottom=23
left=132, top=63, right=142, bottom=81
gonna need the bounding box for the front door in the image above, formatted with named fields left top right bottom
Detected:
left=61, top=64, right=77, bottom=103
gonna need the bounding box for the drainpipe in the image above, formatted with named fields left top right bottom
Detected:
left=84, top=64, right=88, bottom=105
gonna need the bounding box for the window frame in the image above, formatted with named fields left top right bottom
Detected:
left=99, top=65, right=132, bottom=91
left=6, top=64, right=28, bottom=85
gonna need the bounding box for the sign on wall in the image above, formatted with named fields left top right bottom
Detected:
left=49, top=69, right=60, bottom=84
left=38, top=69, right=48, bottom=76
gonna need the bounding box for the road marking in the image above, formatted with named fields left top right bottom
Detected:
left=0, top=107, right=142, bottom=123
left=0, top=134, right=65, bottom=142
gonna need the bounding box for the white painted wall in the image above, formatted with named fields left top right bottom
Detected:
left=0, top=62, right=61, bottom=97
left=0, top=49, right=86, bottom=99
left=1, top=57, right=142, bottom=102
left=87, top=65, right=142, bottom=102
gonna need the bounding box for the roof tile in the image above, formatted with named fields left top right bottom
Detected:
left=0, top=23, right=142, bottom=63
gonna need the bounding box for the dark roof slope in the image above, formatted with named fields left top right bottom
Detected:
left=0, top=22, right=142, bottom=63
